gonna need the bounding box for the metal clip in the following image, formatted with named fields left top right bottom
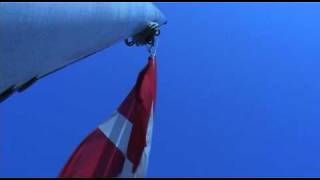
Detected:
left=146, top=37, right=158, bottom=57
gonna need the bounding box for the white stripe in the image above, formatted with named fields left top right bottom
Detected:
left=118, top=159, right=135, bottom=177
left=118, top=103, right=154, bottom=178
left=98, top=103, right=154, bottom=177
left=98, top=111, right=133, bottom=155
left=136, top=103, right=154, bottom=177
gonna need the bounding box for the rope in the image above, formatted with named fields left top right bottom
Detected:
left=124, top=22, right=160, bottom=47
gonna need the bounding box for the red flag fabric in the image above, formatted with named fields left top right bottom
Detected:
left=59, top=56, right=157, bottom=178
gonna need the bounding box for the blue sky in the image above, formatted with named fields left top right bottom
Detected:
left=2, top=2, right=320, bottom=177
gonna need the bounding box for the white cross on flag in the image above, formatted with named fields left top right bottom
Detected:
left=59, top=56, right=157, bottom=178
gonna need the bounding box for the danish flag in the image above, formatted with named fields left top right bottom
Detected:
left=59, top=56, right=157, bottom=178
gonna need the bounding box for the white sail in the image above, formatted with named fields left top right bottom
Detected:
left=0, top=2, right=166, bottom=101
